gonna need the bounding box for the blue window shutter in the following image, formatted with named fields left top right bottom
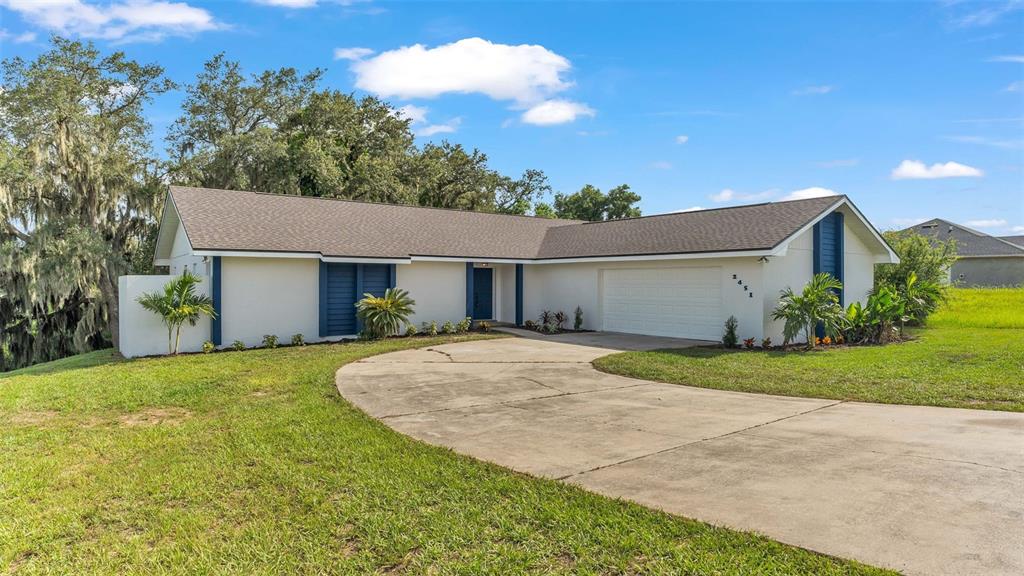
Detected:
left=388, top=264, right=396, bottom=289
left=515, top=264, right=524, bottom=325
left=812, top=212, right=845, bottom=336
left=211, top=256, right=222, bottom=345
left=835, top=212, right=845, bottom=305
left=354, top=264, right=364, bottom=333
left=321, top=263, right=358, bottom=336
left=465, top=262, right=474, bottom=319
left=813, top=220, right=823, bottom=276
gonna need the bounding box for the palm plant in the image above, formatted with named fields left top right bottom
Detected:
left=136, top=271, right=217, bottom=355
left=898, top=271, right=942, bottom=329
left=355, top=288, right=416, bottom=339
left=771, top=273, right=844, bottom=349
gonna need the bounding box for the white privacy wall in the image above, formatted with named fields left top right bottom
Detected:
left=119, top=274, right=211, bottom=358
left=220, top=257, right=320, bottom=347
left=523, top=257, right=765, bottom=341
left=396, top=261, right=467, bottom=327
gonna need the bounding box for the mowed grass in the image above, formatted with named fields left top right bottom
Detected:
left=0, top=336, right=889, bottom=575
left=928, top=286, right=1024, bottom=329
left=595, top=288, right=1024, bottom=412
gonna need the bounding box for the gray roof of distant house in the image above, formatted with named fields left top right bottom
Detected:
left=1000, top=235, right=1024, bottom=248
left=900, top=219, right=1024, bottom=258
left=167, top=186, right=847, bottom=260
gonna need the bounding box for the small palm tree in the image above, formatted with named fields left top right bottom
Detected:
left=137, top=271, right=217, bottom=355
left=772, top=273, right=844, bottom=349
left=355, top=288, right=416, bottom=339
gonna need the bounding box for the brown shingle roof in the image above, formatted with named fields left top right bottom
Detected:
left=169, top=186, right=844, bottom=260
left=536, top=196, right=840, bottom=258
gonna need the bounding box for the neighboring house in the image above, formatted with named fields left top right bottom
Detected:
left=900, top=219, right=1024, bottom=287
left=118, top=186, right=897, bottom=357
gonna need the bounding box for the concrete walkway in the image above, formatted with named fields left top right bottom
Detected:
left=336, top=337, right=1024, bottom=576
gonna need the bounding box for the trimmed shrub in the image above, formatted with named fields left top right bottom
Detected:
left=722, top=316, right=739, bottom=348
left=202, top=341, right=216, bottom=354
left=422, top=321, right=438, bottom=336
left=290, top=333, right=305, bottom=347
left=441, top=321, right=456, bottom=335
left=231, top=340, right=245, bottom=351
left=262, top=334, right=279, bottom=349
left=405, top=324, right=418, bottom=337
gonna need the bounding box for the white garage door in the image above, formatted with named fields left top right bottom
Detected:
left=602, top=267, right=722, bottom=340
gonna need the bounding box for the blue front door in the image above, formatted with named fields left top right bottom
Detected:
left=472, top=267, right=493, bottom=320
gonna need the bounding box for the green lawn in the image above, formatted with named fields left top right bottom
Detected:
left=595, top=288, right=1024, bottom=412
left=1, top=336, right=888, bottom=575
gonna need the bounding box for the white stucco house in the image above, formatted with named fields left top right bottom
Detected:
left=118, top=186, right=898, bottom=358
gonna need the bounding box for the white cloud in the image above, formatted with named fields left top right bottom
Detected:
left=966, top=219, right=1008, bottom=228
left=676, top=206, right=704, bottom=213
left=675, top=134, right=689, bottom=144
left=710, top=188, right=777, bottom=203
left=891, top=159, right=984, bottom=180
left=1011, top=225, right=1024, bottom=233
left=650, top=161, right=672, bottom=170
left=396, top=104, right=428, bottom=124
left=417, top=118, right=461, bottom=136
left=782, top=187, right=839, bottom=201
left=520, top=100, right=594, bottom=125
left=334, top=47, right=374, bottom=61
left=252, top=0, right=319, bottom=7
left=1, top=0, right=220, bottom=42
left=1005, top=80, right=1022, bottom=92
left=352, top=37, right=574, bottom=103
left=891, top=217, right=928, bottom=227
left=394, top=104, right=459, bottom=137
left=942, top=135, right=1022, bottom=149
left=950, top=2, right=1023, bottom=28
left=792, top=85, right=835, bottom=96
left=0, top=28, right=36, bottom=43
left=816, top=158, right=859, bottom=168
left=988, top=54, right=1024, bottom=62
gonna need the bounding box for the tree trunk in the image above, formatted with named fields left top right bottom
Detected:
left=174, top=325, right=182, bottom=355
left=167, top=326, right=174, bottom=355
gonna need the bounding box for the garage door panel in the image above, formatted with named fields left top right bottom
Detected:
left=602, top=267, right=722, bottom=340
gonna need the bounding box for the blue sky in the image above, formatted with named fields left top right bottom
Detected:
left=1, top=0, right=1022, bottom=234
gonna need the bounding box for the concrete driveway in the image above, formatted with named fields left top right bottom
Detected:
left=336, top=337, right=1024, bottom=576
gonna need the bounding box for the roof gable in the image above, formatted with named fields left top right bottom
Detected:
left=902, top=219, right=1024, bottom=258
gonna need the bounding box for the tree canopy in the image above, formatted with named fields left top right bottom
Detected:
left=0, top=38, right=171, bottom=370
left=166, top=56, right=556, bottom=214
left=547, top=184, right=642, bottom=221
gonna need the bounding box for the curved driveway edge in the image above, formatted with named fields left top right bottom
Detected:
left=336, top=337, right=1024, bottom=576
